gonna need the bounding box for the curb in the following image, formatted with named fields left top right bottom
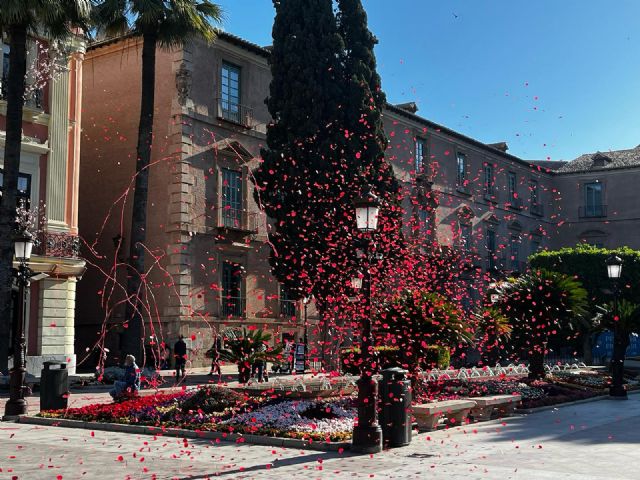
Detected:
left=515, top=389, right=640, bottom=414
left=15, top=415, right=350, bottom=452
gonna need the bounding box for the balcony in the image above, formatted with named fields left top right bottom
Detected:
left=35, top=232, right=80, bottom=259
left=579, top=205, right=607, bottom=218
left=509, top=260, right=527, bottom=273
left=456, top=184, right=472, bottom=196
left=215, top=98, right=254, bottom=129
left=507, top=197, right=524, bottom=210
left=483, top=190, right=499, bottom=203
left=220, top=295, right=246, bottom=318
left=280, top=299, right=297, bottom=318
left=215, top=207, right=259, bottom=234
left=530, top=202, right=544, bottom=217
left=1, top=75, right=44, bottom=110
left=486, top=254, right=506, bottom=272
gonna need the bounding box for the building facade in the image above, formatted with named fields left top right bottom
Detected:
left=77, top=32, right=640, bottom=367
left=1, top=33, right=86, bottom=374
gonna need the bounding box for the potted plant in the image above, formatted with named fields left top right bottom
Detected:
left=219, top=328, right=283, bottom=383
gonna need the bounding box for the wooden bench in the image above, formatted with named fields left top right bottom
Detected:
left=466, top=394, right=522, bottom=421
left=412, top=399, right=477, bottom=431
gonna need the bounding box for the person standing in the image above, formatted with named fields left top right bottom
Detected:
left=174, top=335, right=187, bottom=382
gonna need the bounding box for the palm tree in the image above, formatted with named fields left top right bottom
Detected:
left=376, top=290, right=474, bottom=376
left=494, top=270, right=588, bottom=379
left=219, top=328, right=283, bottom=383
left=91, top=0, right=223, bottom=362
left=594, top=300, right=640, bottom=390
left=0, top=0, right=92, bottom=373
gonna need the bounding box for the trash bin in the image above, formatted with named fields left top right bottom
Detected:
left=379, top=367, right=412, bottom=448
left=40, top=362, right=69, bottom=410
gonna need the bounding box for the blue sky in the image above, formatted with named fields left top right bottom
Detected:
left=215, top=0, right=640, bottom=161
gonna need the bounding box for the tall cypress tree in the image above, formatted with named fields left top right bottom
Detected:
left=253, top=0, right=345, bottom=301
left=254, top=0, right=403, bottom=348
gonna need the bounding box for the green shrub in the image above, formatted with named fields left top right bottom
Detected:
left=340, top=345, right=449, bottom=375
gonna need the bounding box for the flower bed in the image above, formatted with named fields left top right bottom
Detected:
left=40, top=386, right=355, bottom=442
left=413, top=372, right=605, bottom=409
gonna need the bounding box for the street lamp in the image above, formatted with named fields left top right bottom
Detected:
left=606, top=255, right=626, bottom=399
left=351, top=188, right=383, bottom=454
left=4, top=232, right=35, bottom=418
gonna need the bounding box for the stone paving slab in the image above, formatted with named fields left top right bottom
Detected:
left=2, top=394, right=640, bottom=478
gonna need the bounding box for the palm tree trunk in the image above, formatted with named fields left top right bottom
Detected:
left=0, top=25, right=28, bottom=374
left=122, top=32, right=157, bottom=364
left=528, top=345, right=546, bottom=380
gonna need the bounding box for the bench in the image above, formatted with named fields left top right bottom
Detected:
left=466, top=394, right=522, bottom=421
left=412, top=399, right=477, bottom=431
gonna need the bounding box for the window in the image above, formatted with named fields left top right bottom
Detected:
left=459, top=223, right=472, bottom=250
left=529, top=180, right=538, bottom=204
left=508, top=172, right=517, bottom=199
left=584, top=182, right=605, bottom=217
left=0, top=170, right=31, bottom=208
left=530, top=239, right=541, bottom=255
left=221, top=169, right=242, bottom=228
left=221, top=260, right=244, bottom=317
left=280, top=285, right=296, bottom=318
left=220, top=62, right=241, bottom=122
left=456, top=153, right=466, bottom=186
left=486, top=229, right=497, bottom=270
left=484, top=164, right=494, bottom=195
left=510, top=235, right=520, bottom=270
left=529, top=180, right=543, bottom=215
left=415, top=138, right=426, bottom=173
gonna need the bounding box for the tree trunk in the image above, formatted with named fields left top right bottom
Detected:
left=528, top=345, right=546, bottom=380
left=582, top=332, right=593, bottom=365
left=121, top=32, right=156, bottom=364
left=0, top=25, right=28, bottom=374
left=611, top=329, right=628, bottom=393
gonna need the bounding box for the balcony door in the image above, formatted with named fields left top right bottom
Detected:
left=221, top=260, right=244, bottom=317
left=221, top=168, right=243, bottom=229
left=221, top=62, right=240, bottom=123
left=584, top=183, right=604, bottom=217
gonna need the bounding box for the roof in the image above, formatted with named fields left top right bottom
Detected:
left=557, top=145, right=640, bottom=173
left=87, top=31, right=271, bottom=58
left=529, top=160, right=568, bottom=170
left=384, top=103, right=554, bottom=174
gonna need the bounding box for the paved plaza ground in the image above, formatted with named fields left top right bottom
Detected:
left=1, top=392, right=639, bottom=479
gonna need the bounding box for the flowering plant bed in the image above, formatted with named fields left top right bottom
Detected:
left=413, top=372, right=605, bottom=409
left=39, top=386, right=355, bottom=443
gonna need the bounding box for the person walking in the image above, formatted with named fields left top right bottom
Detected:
left=174, top=335, right=187, bottom=382
left=208, top=337, right=222, bottom=382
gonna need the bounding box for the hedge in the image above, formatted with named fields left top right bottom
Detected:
left=340, top=345, right=450, bottom=375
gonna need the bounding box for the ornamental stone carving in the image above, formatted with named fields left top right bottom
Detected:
left=175, top=62, right=192, bottom=106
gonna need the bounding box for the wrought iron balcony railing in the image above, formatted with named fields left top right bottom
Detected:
left=507, top=197, right=524, bottom=210
left=280, top=299, right=297, bottom=318
left=220, top=295, right=246, bottom=318
left=215, top=98, right=254, bottom=128
left=579, top=205, right=607, bottom=218
left=35, top=232, right=80, bottom=259
left=1, top=75, right=44, bottom=110
left=530, top=202, right=544, bottom=217
left=216, top=206, right=259, bottom=233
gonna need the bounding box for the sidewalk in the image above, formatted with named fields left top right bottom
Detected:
left=2, top=392, right=640, bottom=478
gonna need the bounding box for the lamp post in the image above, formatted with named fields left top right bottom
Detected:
left=351, top=189, right=383, bottom=454
left=302, top=296, right=311, bottom=373
left=4, top=232, right=35, bottom=418
left=607, top=255, right=626, bottom=399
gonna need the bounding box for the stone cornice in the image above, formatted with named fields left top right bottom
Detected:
left=0, top=131, right=50, bottom=154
